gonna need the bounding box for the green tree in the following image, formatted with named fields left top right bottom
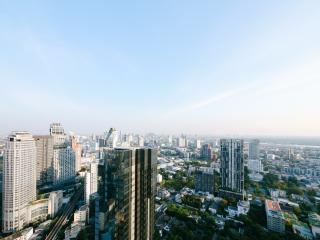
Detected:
left=79, top=228, right=89, bottom=240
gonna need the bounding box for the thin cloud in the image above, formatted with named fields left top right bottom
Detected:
left=186, top=89, right=240, bottom=111
left=166, top=55, right=320, bottom=117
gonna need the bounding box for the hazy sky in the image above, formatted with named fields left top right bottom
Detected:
left=1, top=1, right=320, bottom=136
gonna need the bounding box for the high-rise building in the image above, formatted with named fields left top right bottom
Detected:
left=168, top=135, right=172, bottom=147
left=265, top=199, right=285, bottom=233
left=288, top=147, right=294, bottom=160
left=200, top=144, right=213, bottom=160
left=219, top=139, right=244, bottom=200
left=85, top=162, right=98, bottom=204
left=72, top=136, right=82, bottom=172
left=102, top=148, right=157, bottom=240
left=196, top=139, right=201, bottom=149
left=89, top=193, right=100, bottom=240
left=2, top=132, right=37, bottom=232
left=177, top=136, right=187, bottom=148
left=195, top=167, right=214, bottom=194
left=34, top=135, right=54, bottom=186
left=122, top=134, right=133, bottom=147
left=248, top=139, right=260, bottom=160
left=74, top=204, right=89, bottom=224
left=50, top=123, right=75, bottom=185
left=138, top=135, right=144, bottom=147
left=105, top=128, right=119, bottom=148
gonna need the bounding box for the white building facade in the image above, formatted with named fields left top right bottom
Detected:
left=50, top=123, right=76, bottom=185
left=2, top=132, right=37, bottom=232
left=85, top=162, right=98, bottom=204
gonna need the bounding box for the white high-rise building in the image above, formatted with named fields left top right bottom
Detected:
left=2, top=132, right=37, bottom=232
left=84, top=162, right=98, bottom=204
left=168, top=135, right=172, bottom=146
left=122, top=134, right=133, bottom=147
left=72, top=136, right=82, bottom=172
left=196, top=139, right=201, bottom=149
left=50, top=123, right=76, bottom=185
left=138, top=135, right=144, bottom=147
left=178, top=136, right=186, bottom=148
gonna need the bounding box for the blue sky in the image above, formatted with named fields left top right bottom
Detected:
left=1, top=1, right=320, bottom=136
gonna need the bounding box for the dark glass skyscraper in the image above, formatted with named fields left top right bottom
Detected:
left=248, top=139, right=260, bottom=160
left=219, top=139, right=244, bottom=201
left=195, top=167, right=215, bottom=194
left=102, top=148, right=157, bottom=240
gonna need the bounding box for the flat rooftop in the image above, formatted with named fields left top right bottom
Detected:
left=266, top=199, right=281, bottom=212
left=265, top=199, right=283, bottom=218
left=308, top=212, right=320, bottom=227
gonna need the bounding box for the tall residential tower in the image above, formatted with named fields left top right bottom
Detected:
left=2, top=132, right=37, bottom=232
left=34, top=135, right=54, bottom=185
left=248, top=139, right=260, bottom=160
left=102, top=148, right=157, bottom=240
left=50, top=123, right=75, bottom=185
left=219, top=139, right=244, bottom=200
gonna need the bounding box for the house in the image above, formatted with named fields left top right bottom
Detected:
left=308, top=213, right=320, bottom=239
left=292, top=221, right=313, bottom=240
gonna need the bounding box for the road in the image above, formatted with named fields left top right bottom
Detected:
left=45, top=185, right=84, bottom=240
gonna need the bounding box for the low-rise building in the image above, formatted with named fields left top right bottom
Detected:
left=248, top=159, right=263, bottom=173
left=269, top=189, right=287, bottom=199
left=308, top=212, right=320, bottom=239
left=157, top=174, right=163, bottom=183
left=157, top=188, right=170, bottom=199
left=26, top=190, right=63, bottom=224
left=248, top=172, right=263, bottom=182
left=265, top=199, right=285, bottom=233
left=74, top=205, right=89, bottom=223
left=237, top=201, right=250, bottom=215
left=292, top=221, right=313, bottom=240
left=3, top=227, right=33, bottom=240
left=64, top=222, right=85, bottom=240
left=226, top=201, right=250, bottom=217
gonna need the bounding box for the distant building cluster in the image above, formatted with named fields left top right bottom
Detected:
left=1, top=125, right=74, bottom=233
left=3, top=124, right=320, bottom=240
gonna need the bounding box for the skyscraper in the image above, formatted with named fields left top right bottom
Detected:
left=196, top=139, right=201, bottom=149
left=195, top=167, right=215, bottom=194
left=105, top=128, right=119, bottom=148
left=50, top=123, right=75, bottom=185
left=200, top=143, right=213, bottom=160
left=219, top=139, right=244, bottom=201
left=34, top=135, right=54, bottom=186
left=102, top=148, right=156, bottom=240
left=2, top=132, right=37, bottom=232
left=168, top=135, right=172, bottom=147
left=248, top=139, right=260, bottom=160
left=138, top=135, right=144, bottom=147
left=71, top=136, right=82, bottom=172
left=177, top=136, right=187, bottom=148
left=85, top=162, right=98, bottom=204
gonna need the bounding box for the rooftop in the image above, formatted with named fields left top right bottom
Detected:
left=266, top=199, right=281, bottom=212
left=265, top=199, right=283, bottom=218
left=308, top=212, right=320, bottom=227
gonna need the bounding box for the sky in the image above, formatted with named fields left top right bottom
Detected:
left=1, top=1, right=320, bottom=136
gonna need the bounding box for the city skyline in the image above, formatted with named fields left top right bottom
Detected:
left=1, top=1, right=320, bottom=136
